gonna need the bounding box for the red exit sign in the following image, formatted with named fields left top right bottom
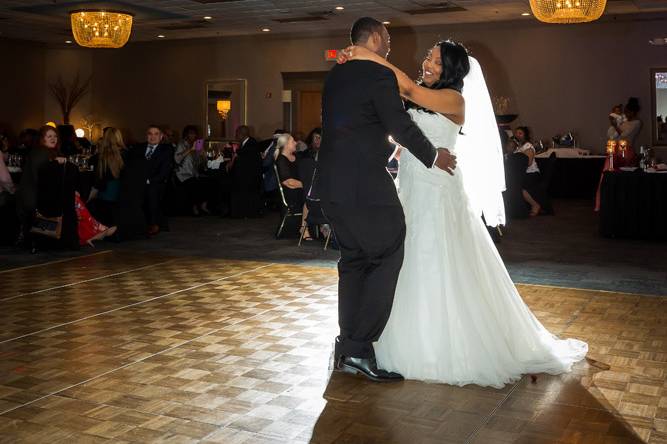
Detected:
left=325, top=49, right=338, bottom=61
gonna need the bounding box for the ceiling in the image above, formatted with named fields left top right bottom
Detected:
left=0, top=0, right=665, bottom=45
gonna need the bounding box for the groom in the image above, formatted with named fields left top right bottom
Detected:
left=317, top=17, right=457, bottom=382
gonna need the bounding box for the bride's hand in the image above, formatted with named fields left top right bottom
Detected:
left=336, top=46, right=380, bottom=64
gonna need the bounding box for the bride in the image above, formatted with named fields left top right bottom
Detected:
left=341, top=41, right=587, bottom=388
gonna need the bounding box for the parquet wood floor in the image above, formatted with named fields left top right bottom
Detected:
left=0, top=251, right=664, bottom=443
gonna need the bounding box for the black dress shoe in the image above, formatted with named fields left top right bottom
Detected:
left=336, top=356, right=404, bottom=383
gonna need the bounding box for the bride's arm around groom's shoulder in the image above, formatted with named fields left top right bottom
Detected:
left=370, top=67, right=437, bottom=169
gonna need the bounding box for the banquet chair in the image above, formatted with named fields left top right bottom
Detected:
left=298, top=199, right=332, bottom=250
left=536, top=152, right=557, bottom=215
left=273, top=164, right=302, bottom=239
left=503, top=153, right=530, bottom=219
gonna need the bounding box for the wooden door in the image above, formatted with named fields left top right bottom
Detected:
left=298, top=91, right=322, bottom=134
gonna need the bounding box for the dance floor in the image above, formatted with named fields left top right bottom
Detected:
left=0, top=251, right=665, bottom=443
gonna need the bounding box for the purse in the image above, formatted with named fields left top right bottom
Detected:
left=30, top=211, right=63, bottom=239
left=30, top=162, right=66, bottom=239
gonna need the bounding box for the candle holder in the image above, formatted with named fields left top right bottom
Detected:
left=606, top=139, right=617, bottom=171
left=618, top=139, right=628, bottom=159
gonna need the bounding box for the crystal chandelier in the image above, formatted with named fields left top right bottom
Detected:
left=529, top=0, right=607, bottom=24
left=70, top=10, right=133, bottom=48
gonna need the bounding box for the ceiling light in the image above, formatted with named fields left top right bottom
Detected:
left=70, top=10, right=133, bottom=48
left=65, top=40, right=72, bottom=44
left=335, top=6, right=344, bottom=10
left=203, top=16, right=212, bottom=20
left=529, top=0, right=606, bottom=24
left=521, top=12, right=531, bottom=16
left=382, top=21, right=390, bottom=25
left=157, top=34, right=165, bottom=38
left=261, top=28, right=271, bottom=32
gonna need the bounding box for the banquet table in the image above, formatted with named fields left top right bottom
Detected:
left=599, top=170, right=667, bottom=240
left=535, top=154, right=606, bottom=199
left=10, top=168, right=95, bottom=200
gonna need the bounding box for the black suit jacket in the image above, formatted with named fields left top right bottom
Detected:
left=137, top=143, right=174, bottom=185
left=316, top=61, right=437, bottom=206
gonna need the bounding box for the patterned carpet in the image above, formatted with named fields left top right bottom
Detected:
left=0, top=251, right=665, bottom=443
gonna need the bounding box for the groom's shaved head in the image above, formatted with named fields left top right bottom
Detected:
left=350, top=17, right=384, bottom=45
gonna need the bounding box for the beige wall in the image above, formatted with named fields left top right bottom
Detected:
left=0, top=39, right=45, bottom=136
left=3, top=16, right=667, bottom=153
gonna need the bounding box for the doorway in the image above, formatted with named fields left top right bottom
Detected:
left=282, top=71, right=328, bottom=135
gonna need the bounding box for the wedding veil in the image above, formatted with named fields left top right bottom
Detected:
left=456, top=57, right=506, bottom=227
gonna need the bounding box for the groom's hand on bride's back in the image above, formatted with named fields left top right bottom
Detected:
left=434, top=148, right=457, bottom=175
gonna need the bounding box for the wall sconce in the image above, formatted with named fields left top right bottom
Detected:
left=216, top=100, right=231, bottom=119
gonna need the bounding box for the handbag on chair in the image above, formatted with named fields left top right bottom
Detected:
left=30, top=162, right=67, bottom=240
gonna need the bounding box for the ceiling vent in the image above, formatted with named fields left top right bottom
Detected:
left=273, top=16, right=328, bottom=23
left=404, top=2, right=466, bottom=15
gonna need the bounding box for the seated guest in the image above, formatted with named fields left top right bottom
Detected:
left=174, top=125, right=209, bottom=216
left=508, top=126, right=542, bottom=217
left=16, top=126, right=55, bottom=244
left=608, top=97, right=642, bottom=151
left=34, top=126, right=80, bottom=250
left=229, top=125, right=262, bottom=218
left=140, top=125, right=174, bottom=235
left=275, top=133, right=312, bottom=240
left=88, top=127, right=126, bottom=227
left=14, top=129, right=40, bottom=158
left=0, top=151, right=18, bottom=244
left=0, top=150, right=14, bottom=196
left=260, top=129, right=285, bottom=210
left=299, top=127, right=322, bottom=161
left=74, top=192, right=116, bottom=247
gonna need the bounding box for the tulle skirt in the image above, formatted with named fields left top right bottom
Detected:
left=374, top=150, right=587, bottom=388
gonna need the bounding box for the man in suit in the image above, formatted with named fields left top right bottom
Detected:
left=229, top=125, right=262, bottom=218
left=141, top=125, right=174, bottom=235
left=316, top=17, right=457, bottom=382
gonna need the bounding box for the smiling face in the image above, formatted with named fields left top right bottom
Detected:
left=421, top=45, right=443, bottom=87
left=42, top=128, right=58, bottom=149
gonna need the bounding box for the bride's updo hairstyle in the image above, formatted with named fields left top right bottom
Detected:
left=406, top=39, right=470, bottom=114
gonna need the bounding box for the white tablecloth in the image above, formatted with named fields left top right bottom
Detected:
left=536, top=148, right=605, bottom=159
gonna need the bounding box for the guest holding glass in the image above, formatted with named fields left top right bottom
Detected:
left=508, top=126, right=542, bottom=217
left=275, top=133, right=311, bottom=240
left=16, top=126, right=55, bottom=245
left=174, top=125, right=209, bottom=216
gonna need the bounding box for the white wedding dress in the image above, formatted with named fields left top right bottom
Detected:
left=374, top=109, right=588, bottom=388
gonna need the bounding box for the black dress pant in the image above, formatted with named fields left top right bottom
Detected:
left=144, top=183, right=166, bottom=227
left=322, top=202, right=406, bottom=359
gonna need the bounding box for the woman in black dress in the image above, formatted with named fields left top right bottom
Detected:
left=34, top=125, right=80, bottom=250
left=274, top=133, right=311, bottom=240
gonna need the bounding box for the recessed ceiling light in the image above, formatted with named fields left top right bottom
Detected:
left=157, top=34, right=165, bottom=38
left=521, top=12, right=531, bottom=16
left=335, top=6, right=344, bottom=10
left=65, top=40, right=72, bottom=44
left=203, top=16, right=212, bottom=20
left=382, top=21, right=390, bottom=25
left=261, top=28, right=271, bottom=32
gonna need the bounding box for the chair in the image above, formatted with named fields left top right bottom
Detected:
left=536, top=152, right=557, bottom=215
left=503, top=153, right=529, bottom=219
left=273, top=164, right=302, bottom=239
left=298, top=199, right=332, bottom=250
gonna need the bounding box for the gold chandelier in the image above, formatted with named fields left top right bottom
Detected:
left=529, top=0, right=607, bottom=24
left=70, top=10, right=133, bottom=48
left=216, top=100, right=231, bottom=119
